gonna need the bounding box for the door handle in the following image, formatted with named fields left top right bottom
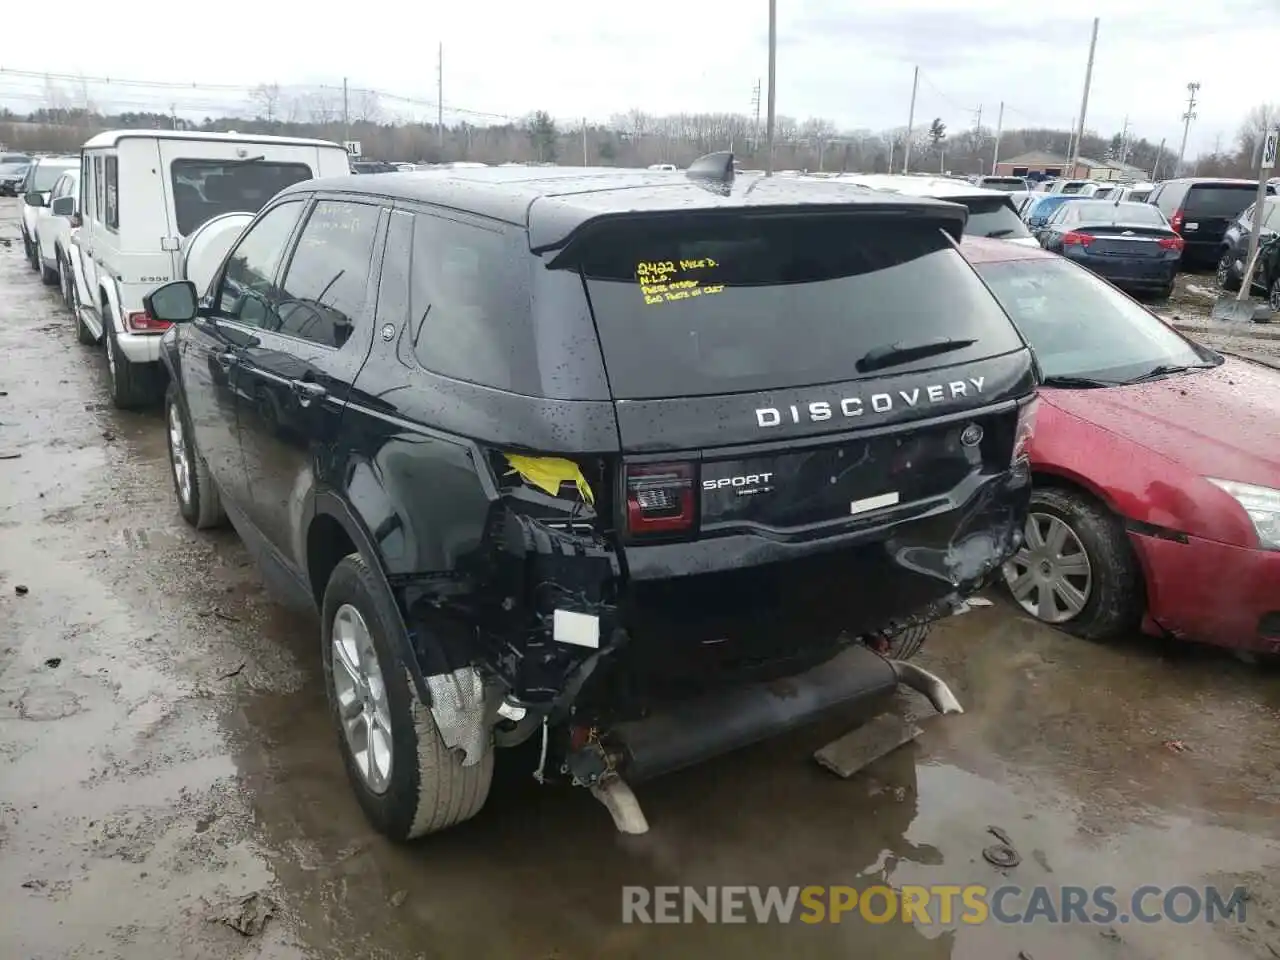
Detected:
left=214, top=350, right=238, bottom=370
left=290, top=380, right=327, bottom=405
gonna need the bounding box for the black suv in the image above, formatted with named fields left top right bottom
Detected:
left=145, top=155, right=1037, bottom=841
left=1216, top=196, right=1280, bottom=292
left=1149, top=177, right=1275, bottom=268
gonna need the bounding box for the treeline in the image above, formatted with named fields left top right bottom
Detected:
left=1, top=99, right=1274, bottom=179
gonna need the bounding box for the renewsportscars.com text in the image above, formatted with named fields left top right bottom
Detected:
left=621, top=884, right=1248, bottom=925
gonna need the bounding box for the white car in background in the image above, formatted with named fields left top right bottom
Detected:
left=825, top=173, right=1041, bottom=247
left=19, top=155, right=78, bottom=271
left=33, top=167, right=80, bottom=290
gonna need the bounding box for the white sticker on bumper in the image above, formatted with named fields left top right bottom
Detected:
left=851, top=491, right=901, bottom=515
left=553, top=609, right=600, bottom=649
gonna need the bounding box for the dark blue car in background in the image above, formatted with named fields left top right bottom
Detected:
left=1022, top=194, right=1089, bottom=231
left=1036, top=200, right=1183, bottom=298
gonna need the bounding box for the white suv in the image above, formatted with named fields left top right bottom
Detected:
left=19, top=156, right=78, bottom=270
left=33, top=168, right=80, bottom=291
left=68, top=130, right=351, bottom=407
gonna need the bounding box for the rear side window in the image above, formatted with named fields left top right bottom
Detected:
left=965, top=198, right=1032, bottom=239
left=170, top=158, right=313, bottom=236
left=573, top=215, right=1024, bottom=399
left=104, top=157, right=119, bottom=231
left=1151, top=184, right=1183, bottom=212
left=1185, top=185, right=1261, bottom=218
left=274, top=200, right=381, bottom=348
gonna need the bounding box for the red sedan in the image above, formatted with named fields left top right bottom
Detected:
left=962, top=237, right=1280, bottom=654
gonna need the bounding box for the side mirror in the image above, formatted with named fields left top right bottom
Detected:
left=24, top=191, right=46, bottom=207
left=51, top=196, right=75, bottom=217
left=144, top=280, right=199, bottom=323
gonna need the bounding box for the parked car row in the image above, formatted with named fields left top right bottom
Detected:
left=11, top=142, right=1278, bottom=846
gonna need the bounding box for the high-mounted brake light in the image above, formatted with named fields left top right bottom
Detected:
left=1060, top=231, right=1094, bottom=247
left=1158, top=235, right=1185, bottom=252
left=125, top=310, right=171, bottom=333
left=624, top=462, right=696, bottom=535
left=1012, top=398, right=1039, bottom=466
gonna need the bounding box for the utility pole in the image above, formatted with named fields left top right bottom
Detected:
left=170, top=103, right=178, bottom=131
left=903, top=65, right=919, bottom=174
left=1065, top=117, right=1077, bottom=173
left=751, top=79, right=761, bottom=152
left=972, top=104, right=983, bottom=173
left=437, top=44, right=444, bottom=150
left=1069, top=17, right=1100, bottom=179
left=991, top=101, right=1005, bottom=175
left=582, top=118, right=588, bottom=166
left=1117, top=114, right=1132, bottom=165
left=1176, top=82, right=1200, bottom=177
left=1150, top=136, right=1166, bottom=181
left=342, top=77, right=349, bottom=142
left=764, top=0, right=777, bottom=176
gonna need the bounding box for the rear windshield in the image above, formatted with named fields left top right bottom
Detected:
left=1071, top=202, right=1167, bottom=226
left=170, top=158, right=313, bottom=236
left=32, top=162, right=76, bottom=191
left=965, top=199, right=1033, bottom=240
left=1059, top=182, right=1088, bottom=194
left=0, top=161, right=29, bottom=174
left=1185, top=185, right=1264, bottom=217
left=980, top=178, right=1026, bottom=192
left=1127, top=188, right=1152, bottom=202
left=573, top=215, right=1023, bottom=399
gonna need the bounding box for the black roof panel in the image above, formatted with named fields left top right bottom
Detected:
left=283, top=166, right=970, bottom=249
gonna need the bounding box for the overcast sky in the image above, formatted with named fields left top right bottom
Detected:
left=2, top=0, right=1276, bottom=156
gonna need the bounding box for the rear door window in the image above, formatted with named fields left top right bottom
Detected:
left=965, top=198, right=1033, bottom=239
left=573, top=215, right=1023, bottom=399
left=1185, top=186, right=1259, bottom=218
left=170, top=159, right=314, bottom=236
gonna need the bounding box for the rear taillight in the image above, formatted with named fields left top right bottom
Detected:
left=1061, top=231, right=1094, bottom=247
left=125, top=310, right=171, bottom=332
left=624, top=461, right=696, bottom=535
left=1012, top=398, right=1039, bottom=466
left=1169, top=209, right=1185, bottom=233
left=1158, top=235, right=1185, bottom=252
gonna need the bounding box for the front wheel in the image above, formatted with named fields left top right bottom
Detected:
left=1001, top=488, right=1143, bottom=640
left=883, top=624, right=930, bottom=660
left=322, top=554, right=493, bottom=841
left=1269, top=276, right=1280, bottom=313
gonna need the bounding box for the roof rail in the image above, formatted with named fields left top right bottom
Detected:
left=686, top=151, right=734, bottom=184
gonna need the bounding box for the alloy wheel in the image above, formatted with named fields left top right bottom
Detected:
left=1216, top=255, right=1232, bottom=287
left=331, top=604, right=394, bottom=794
left=167, top=401, right=192, bottom=507
left=1271, top=280, right=1280, bottom=312
left=1002, top=512, right=1093, bottom=624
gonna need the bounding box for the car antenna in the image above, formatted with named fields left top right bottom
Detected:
left=686, top=151, right=735, bottom=185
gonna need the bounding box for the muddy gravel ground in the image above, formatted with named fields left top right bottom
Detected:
left=1, top=196, right=1279, bottom=960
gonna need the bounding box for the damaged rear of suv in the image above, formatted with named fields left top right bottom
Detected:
left=151, top=154, right=1037, bottom=841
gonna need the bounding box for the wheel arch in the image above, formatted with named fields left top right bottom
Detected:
left=307, top=492, right=433, bottom=707
left=1026, top=469, right=1152, bottom=618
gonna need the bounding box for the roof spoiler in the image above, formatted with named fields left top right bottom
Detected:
left=685, top=151, right=735, bottom=185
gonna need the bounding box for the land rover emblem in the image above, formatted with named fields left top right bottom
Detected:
left=960, top=423, right=984, bottom=447
left=380, top=324, right=396, bottom=341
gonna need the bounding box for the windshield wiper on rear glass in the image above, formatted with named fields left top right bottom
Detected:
left=856, top=336, right=978, bottom=373
left=1123, top=363, right=1214, bottom=384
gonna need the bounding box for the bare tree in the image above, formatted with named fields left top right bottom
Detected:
left=303, top=90, right=339, bottom=125
left=354, top=89, right=382, bottom=124
left=250, top=83, right=282, bottom=123
left=1237, top=102, right=1279, bottom=166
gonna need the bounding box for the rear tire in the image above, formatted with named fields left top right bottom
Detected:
left=1269, top=276, right=1280, bottom=313
left=104, top=313, right=152, bottom=409
left=39, top=255, right=58, bottom=286
left=1002, top=488, right=1143, bottom=641
left=165, top=383, right=225, bottom=529
left=1217, top=251, right=1241, bottom=293
left=884, top=624, right=930, bottom=660
left=322, top=554, right=493, bottom=841
left=70, top=269, right=96, bottom=345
